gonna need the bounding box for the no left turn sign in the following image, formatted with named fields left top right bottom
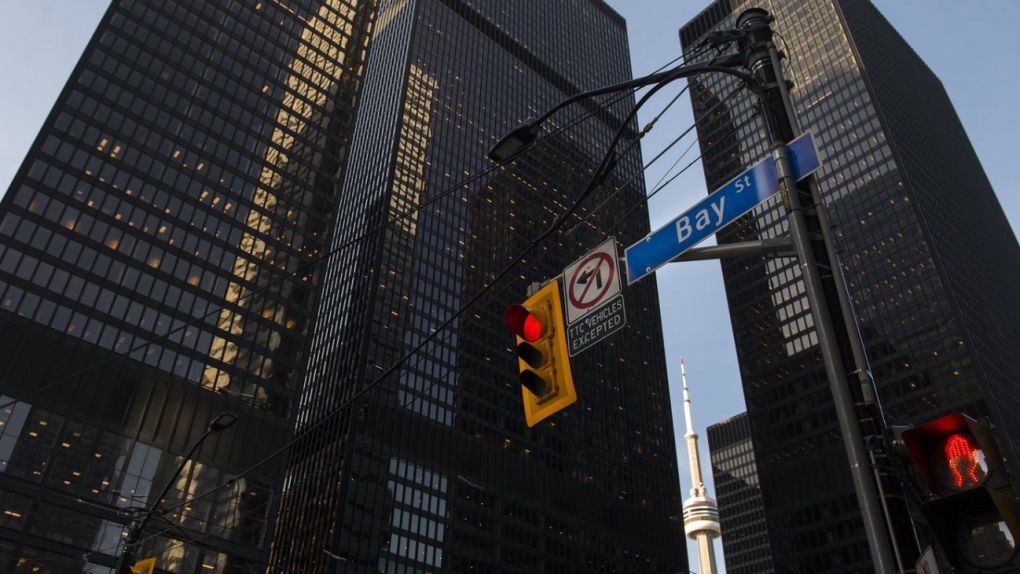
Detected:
left=563, top=238, right=622, bottom=325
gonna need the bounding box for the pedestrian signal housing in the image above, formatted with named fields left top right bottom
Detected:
left=902, top=412, right=1020, bottom=572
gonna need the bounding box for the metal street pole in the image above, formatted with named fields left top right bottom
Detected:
left=734, top=8, right=899, bottom=573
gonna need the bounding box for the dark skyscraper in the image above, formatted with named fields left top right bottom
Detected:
left=0, top=0, right=687, bottom=572
left=707, top=413, right=775, bottom=574
left=0, top=0, right=374, bottom=570
left=682, top=0, right=1020, bottom=572
left=271, top=0, right=686, bottom=572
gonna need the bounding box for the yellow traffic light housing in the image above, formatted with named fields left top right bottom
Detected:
left=124, top=558, right=156, bottom=574
left=505, top=281, right=575, bottom=426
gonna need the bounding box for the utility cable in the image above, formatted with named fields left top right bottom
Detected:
left=157, top=68, right=692, bottom=518
left=234, top=79, right=755, bottom=528
left=80, top=51, right=751, bottom=570
left=63, top=49, right=734, bottom=558
left=557, top=83, right=747, bottom=248
left=38, top=57, right=697, bottom=540
left=337, top=77, right=709, bottom=435
left=0, top=51, right=685, bottom=415
left=604, top=111, right=761, bottom=240
left=11, top=48, right=736, bottom=570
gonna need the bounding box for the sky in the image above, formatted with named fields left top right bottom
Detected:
left=0, top=2, right=1018, bottom=572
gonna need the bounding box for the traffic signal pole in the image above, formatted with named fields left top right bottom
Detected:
left=734, top=9, right=901, bottom=573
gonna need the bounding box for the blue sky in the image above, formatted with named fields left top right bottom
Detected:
left=1, top=2, right=1017, bottom=572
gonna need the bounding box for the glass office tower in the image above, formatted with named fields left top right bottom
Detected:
left=681, top=0, right=1020, bottom=572
left=0, top=0, right=374, bottom=570
left=271, top=0, right=687, bottom=572
left=707, top=413, right=775, bottom=574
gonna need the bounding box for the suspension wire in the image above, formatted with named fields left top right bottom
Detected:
left=604, top=111, right=761, bottom=239
left=558, top=83, right=747, bottom=248
left=0, top=54, right=690, bottom=415
left=161, top=89, right=756, bottom=543
left=372, top=85, right=753, bottom=431
left=11, top=65, right=701, bottom=570
left=156, top=67, right=698, bottom=520
left=339, top=79, right=711, bottom=424
left=80, top=55, right=751, bottom=574
left=321, top=90, right=763, bottom=571
left=94, top=61, right=756, bottom=572
left=9, top=48, right=751, bottom=571
left=60, top=47, right=739, bottom=569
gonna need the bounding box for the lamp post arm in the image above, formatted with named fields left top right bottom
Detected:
left=534, top=62, right=760, bottom=126
left=537, top=69, right=682, bottom=245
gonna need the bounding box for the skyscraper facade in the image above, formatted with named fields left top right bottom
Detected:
left=707, top=412, right=775, bottom=574
left=271, top=1, right=687, bottom=572
left=0, top=0, right=374, bottom=570
left=681, top=0, right=1020, bottom=571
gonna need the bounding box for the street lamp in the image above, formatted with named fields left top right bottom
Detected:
left=114, top=412, right=238, bottom=572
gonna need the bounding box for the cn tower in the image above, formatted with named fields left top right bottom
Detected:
left=680, top=357, right=721, bottom=574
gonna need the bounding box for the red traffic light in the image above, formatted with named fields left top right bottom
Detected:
left=505, top=304, right=543, bottom=342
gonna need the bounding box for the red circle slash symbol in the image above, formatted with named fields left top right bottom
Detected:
left=569, top=253, right=615, bottom=310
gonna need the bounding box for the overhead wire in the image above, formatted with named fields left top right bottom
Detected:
left=155, top=61, right=703, bottom=520
left=4, top=36, right=756, bottom=569
left=16, top=59, right=706, bottom=568
left=41, top=46, right=745, bottom=569
left=176, top=104, right=757, bottom=550
left=0, top=53, right=690, bottom=416
left=557, top=83, right=747, bottom=248
left=296, top=90, right=759, bottom=459
left=181, top=42, right=758, bottom=569
left=5, top=61, right=709, bottom=574
left=604, top=111, right=761, bottom=240
left=19, top=51, right=758, bottom=574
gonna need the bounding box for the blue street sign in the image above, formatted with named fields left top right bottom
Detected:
left=625, top=131, right=821, bottom=284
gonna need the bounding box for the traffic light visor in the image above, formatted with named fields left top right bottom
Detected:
left=955, top=506, right=1018, bottom=569
left=922, top=486, right=1020, bottom=572
left=520, top=370, right=550, bottom=398
left=516, top=341, right=545, bottom=368
left=505, top=304, right=543, bottom=342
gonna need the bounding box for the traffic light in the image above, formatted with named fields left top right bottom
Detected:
left=903, top=412, right=1020, bottom=572
left=120, top=557, right=156, bottom=574
left=505, top=281, right=575, bottom=427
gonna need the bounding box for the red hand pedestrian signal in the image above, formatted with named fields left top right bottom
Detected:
left=901, top=412, right=1020, bottom=573
left=941, top=433, right=985, bottom=490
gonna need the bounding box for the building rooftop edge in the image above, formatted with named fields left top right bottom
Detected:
left=707, top=410, right=748, bottom=431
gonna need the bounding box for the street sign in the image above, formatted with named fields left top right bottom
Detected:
left=566, top=295, right=625, bottom=356
left=563, top=237, right=622, bottom=324
left=562, top=237, right=626, bottom=356
left=915, top=546, right=941, bottom=574
left=624, top=131, right=821, bottom=284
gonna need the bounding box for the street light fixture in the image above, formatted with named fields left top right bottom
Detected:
left=114, top=412, right=238, bottom=572
left=488, top=119, right=541, bottom=163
